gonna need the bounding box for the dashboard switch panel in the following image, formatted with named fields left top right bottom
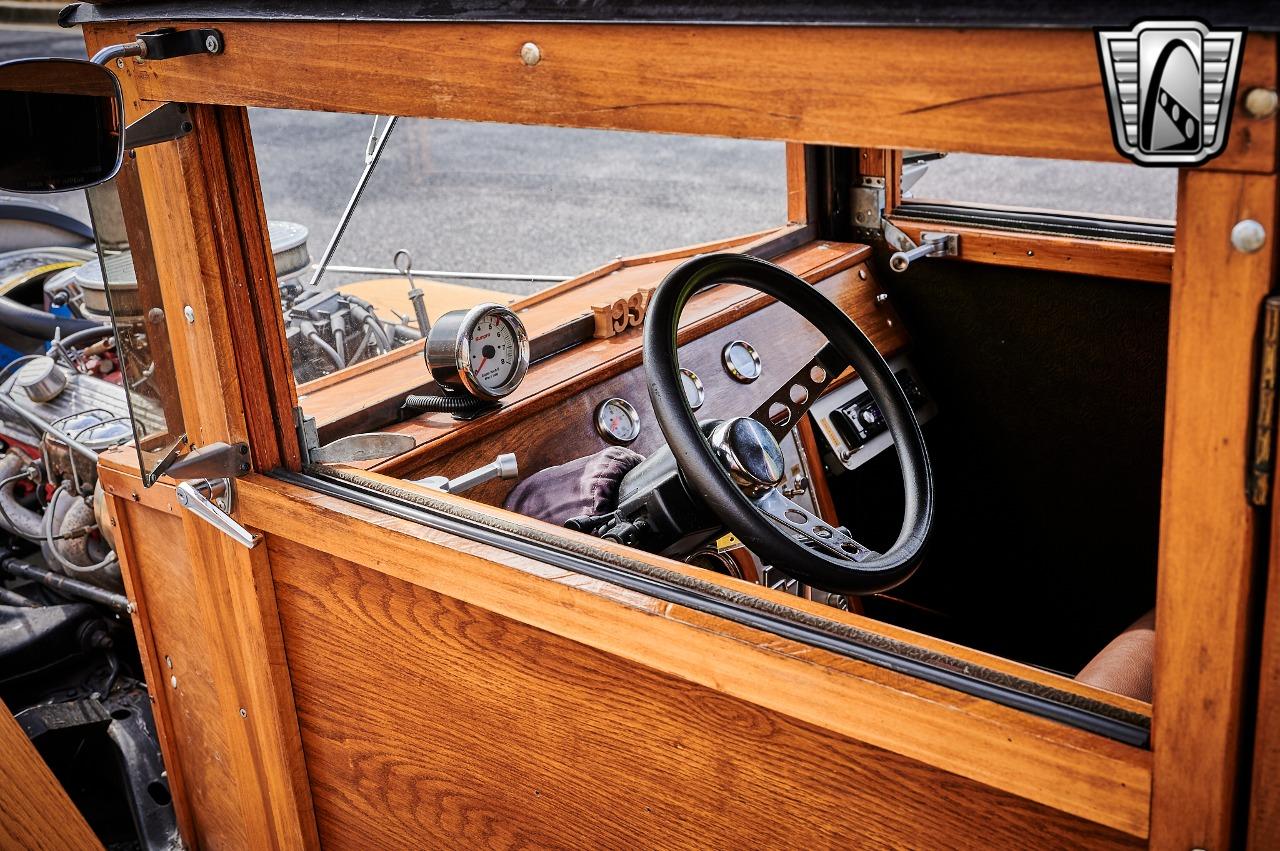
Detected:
left=810, top=355, right=936, bottom=472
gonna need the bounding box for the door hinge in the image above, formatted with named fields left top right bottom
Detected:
left=1249, top=295, right=1280, bottom=506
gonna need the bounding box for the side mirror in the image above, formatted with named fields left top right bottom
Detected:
left=0, top=58, right=124, bottom=194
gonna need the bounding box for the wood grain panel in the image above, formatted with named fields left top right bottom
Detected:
left=83, top=21, right=1276, bottom=172
left=890, top=218, right=1174, bottom=284
left=108, top=500, right=247, bottom=850
left=1151, top=169, right=1278, bottom=850
left=237, top=475, right=1153, bottom=836
left=269, top=542, right=1143, bottom=850
left=389, top=263, right=897, bottom=507
left=300, top=232, right=838, bottom=435
left=0, top=698, right=102, bottom=851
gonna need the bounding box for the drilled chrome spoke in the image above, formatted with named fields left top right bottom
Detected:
left=753, top=488, right=877, bottom=562
left=749, top=343, right=842, bottom=441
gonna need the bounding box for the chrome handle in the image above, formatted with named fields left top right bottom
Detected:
left=889, top=231, right=959, bottom=273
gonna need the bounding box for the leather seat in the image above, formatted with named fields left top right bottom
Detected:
left=1076, top=610, right=1155, bottom=701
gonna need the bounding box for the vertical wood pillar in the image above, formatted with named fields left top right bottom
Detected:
left=1152, top=168, right=1277, bottom=850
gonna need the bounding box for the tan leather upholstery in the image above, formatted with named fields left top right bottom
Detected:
left=1076, top=610, right=1155, bottom=701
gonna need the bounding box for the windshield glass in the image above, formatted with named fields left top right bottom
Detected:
left=249, top=110, right=787, bottom=385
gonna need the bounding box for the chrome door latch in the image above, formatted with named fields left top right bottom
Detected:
left=889, top=231, right=959, bottom=272
left=175, top=479, right=259, bottom=548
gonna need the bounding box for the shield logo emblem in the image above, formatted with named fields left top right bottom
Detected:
left=1096, top=20, right=1246, bottom=166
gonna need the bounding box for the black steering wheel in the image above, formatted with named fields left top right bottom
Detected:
left=643, top=253, right=934, bottom=594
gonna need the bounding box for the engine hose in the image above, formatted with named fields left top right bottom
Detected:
left=0, top=295, right=101, bottom=338
left=58, top=325, right=114, bottom=350
left=402, top=394, right=493, bottom=416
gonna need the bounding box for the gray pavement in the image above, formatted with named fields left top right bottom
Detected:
left=3, top=24, right=1177, bottom=297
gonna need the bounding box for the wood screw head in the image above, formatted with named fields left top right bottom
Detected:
left=1243, top=87, right=1279, bottom=120
left=1231, top=219, right=1267, bottom=254
left=520, top=42, right=542, bottom=66
left=184, top=305, right=196, bottom=323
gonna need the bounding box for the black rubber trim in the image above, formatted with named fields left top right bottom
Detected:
left=59, top=1, right=1278, bottom=30
left=275, top=467, right=1151, bottom=747
left=0, top=203, right=94, bottom=241
left=893, top=203, right=1175, bottom=246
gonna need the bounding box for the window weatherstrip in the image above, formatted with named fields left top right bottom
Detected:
left=893, top=202, right=1174, bottom=246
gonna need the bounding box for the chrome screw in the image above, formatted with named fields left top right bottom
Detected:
left=1231, top=219, right=1267, bottom=254
left=204, top=34, right=222, bottom=54
left=115, top=58, right=124, bottom=69
left=184, top=305, right=196, bottom=323
left=520, top=42, right=542, bottom=66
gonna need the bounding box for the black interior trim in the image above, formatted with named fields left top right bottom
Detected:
left=276, top=466, right=1152, bottom=747
left=893, top=202, right=1175, bottom=246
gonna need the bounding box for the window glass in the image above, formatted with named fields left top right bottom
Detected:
left=248, top=110, right=787, bottom=384
left=902, top=152, right=1177, bottom=223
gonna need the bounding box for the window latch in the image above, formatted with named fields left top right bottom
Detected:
left=889, top=231, right=960, bottom=273
left=176, top=479, right=258, bottom=548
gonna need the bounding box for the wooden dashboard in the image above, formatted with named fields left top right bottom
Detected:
left=362, top=240, right=909, bottom=507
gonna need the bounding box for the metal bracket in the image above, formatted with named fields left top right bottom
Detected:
left=165, top=441, right=250, bottom=480
left=852, top=177, right=886, bottom=232
left=888, top=231, right=960, bottom=273
left=1249, top=295, right=1280, bottom=505
left=124, top=102, right=193, bottom=150
left=176, top=479, right=258, bottom=548
left=295, top=407, right=320, bottom=466
left=137, top=27, right=224, bottom=61
left=310, top=433, right=416, bottom=465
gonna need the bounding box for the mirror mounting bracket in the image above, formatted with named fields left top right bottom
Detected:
left=92, top=28, right=223, bottom=67
left=124, top=101, right=194, bottom=150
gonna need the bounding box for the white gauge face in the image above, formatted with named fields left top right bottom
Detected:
left=467, top=312, right=520, bottom=393
left=723, top=340, right=762, bottom=383
left=679, top=368, right=705, bottom=410
left=596, top=398, right=641, bottom=444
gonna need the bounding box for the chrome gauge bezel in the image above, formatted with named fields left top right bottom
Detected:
left=594, top=397, right=641, bottom=445
left=678, top=367, right=705, bottom=410
left=722, top=339, right=762, bottom=383
left=425, top=303, right=530, bottom=401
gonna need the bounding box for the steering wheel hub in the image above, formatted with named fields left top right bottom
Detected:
left=710, top=417, right=786, bottom=493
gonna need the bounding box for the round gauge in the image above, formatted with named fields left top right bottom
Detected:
left=425, top=303, right=530, bottom=401
left=679, top=367, right=705, bottom=410
left=722, top=340, right=762, bottom=383
left=595, top=397, right=641, bottom=445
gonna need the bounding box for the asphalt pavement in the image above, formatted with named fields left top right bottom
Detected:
left=3, top=24, right=1177, bottom=297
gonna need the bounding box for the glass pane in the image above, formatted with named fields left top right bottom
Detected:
left=903, top=152, right=1177, bottom=222
left=248, top=110, right=787, bottom=386
left=84, top=164, right=187, bottom=485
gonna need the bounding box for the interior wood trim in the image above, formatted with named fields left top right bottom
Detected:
left=1151, top=168, right=1278, bottom=850
left=234, top=472, right=1153, bottom=837
left=81, top=21, right=1276, bottom=172
left=888, top=218, right=1174, bottom=284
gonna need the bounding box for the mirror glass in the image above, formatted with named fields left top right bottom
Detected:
left=0, top=58, right=124, bottom=194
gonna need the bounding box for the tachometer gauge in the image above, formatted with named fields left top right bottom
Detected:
left=679, top=367, right=705, bottom=410
left=595, top=397, right=641, bottom=445
left=425, top=303, right=530, bottom=401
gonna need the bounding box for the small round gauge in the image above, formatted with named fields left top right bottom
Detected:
left=595, top=397, right=641, bottom=445
left=425, top=303, right=530, bottom=401
left=722, top=340, right=762, bottom=383
left=679, top=367, right=705, bottom=410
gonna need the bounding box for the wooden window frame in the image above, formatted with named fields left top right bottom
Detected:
left=80, top=19, right=1278, bottom=849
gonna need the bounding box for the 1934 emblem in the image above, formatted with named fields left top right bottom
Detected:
left=1096, top=20, right=1246, bottom=166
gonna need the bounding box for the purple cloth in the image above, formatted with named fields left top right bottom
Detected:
left=503, top=446, right=645, bottom=526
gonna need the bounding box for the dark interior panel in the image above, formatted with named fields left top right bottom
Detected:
left=835, top=257, right=1169, bottom=674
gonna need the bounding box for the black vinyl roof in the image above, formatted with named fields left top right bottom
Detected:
left=57, top=1, right=1280, bottom=31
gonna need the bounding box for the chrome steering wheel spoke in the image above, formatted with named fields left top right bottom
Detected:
left=749, top=343, right=842, bottom=441
left=753, top=488, right=878, bottom=562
